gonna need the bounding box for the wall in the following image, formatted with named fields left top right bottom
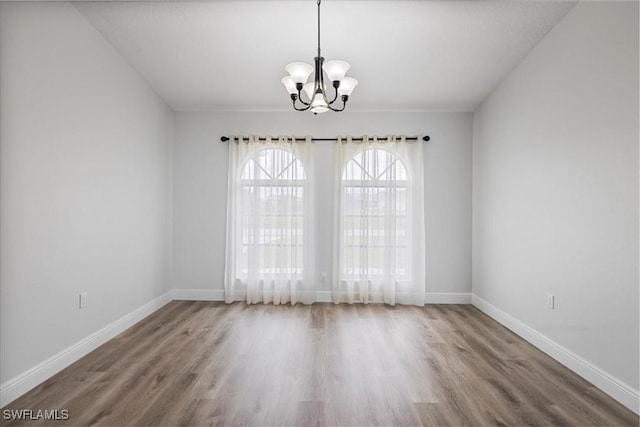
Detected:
left=0, top=1, right=173, bottom=386
left=172, top=112, right=472, bottom=300
left=473, top=0, right=639, bottom=403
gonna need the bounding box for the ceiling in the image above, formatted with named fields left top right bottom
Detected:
left=73, top=1, right=576, bottom=112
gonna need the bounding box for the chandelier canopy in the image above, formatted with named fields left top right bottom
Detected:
left=281, top=0, right=358, bottom=114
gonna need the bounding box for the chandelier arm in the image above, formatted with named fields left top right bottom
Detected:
left=297, top=91, right=311, bottom=106
left=326, top=83, right=339, bottom=104
left=319, top=73, right=340, bottom=109
left=326, top=102, right=345, bottom=112
left=326, top=95, right=348, bottom=112
left=293, top=99, right=311, bottom=111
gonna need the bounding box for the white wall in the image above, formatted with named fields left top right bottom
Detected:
left=473, top=0, right=639, bottom=397
left=0, top=2, right=173, bottom=384
left=172, top=112, right=472, bottom=299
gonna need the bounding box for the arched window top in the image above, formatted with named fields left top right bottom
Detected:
left=242, top=148, right=306, bottom=180
left=342, top=148, right=408, bottom=181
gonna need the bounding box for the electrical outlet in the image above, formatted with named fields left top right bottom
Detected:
left=79, top=292, right=87, bottom=309
left=321, top=272, right=327, bottom=283
left=546, top=293, right=554, bottom=310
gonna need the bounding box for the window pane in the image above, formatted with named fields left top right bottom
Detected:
left=240, top=148, right=305, bottom=277
left=341, top=148, right=410, bottom=279
left=343, top=149, right=408, bottom=181
left=242, top=148, right=306, bottom=180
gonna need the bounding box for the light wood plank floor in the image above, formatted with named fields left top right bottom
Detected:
left=1, top=301, right=637, bottom=426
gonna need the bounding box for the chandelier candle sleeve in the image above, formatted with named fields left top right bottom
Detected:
left=281, top=0, right=358, bottom=114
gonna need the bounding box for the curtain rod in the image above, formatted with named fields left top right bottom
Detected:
left=220, top=135, right=430, bottom=142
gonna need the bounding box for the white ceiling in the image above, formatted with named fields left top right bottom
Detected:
left=73, top=1, right=576, bottom=112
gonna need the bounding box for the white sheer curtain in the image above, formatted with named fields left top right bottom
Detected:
left=224, top=136, right=316, bottom=305
left=332, top=136, right=425, bottom=306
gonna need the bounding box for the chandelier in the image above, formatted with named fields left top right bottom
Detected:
left=281, top=0, right=358, bottom=114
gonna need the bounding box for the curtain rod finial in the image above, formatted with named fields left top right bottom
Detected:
left=423, top=136, right=430, bottom=142
left=221, top=136, right=229, bottom=142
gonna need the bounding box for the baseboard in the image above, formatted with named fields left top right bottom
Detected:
left=315, top=291, right=332, bottom=302
left=425, top=292, right=472, bottom=304
left=171, top=289, right=472, bottom=305
left=471, top=294, right=640, bottom=415
left=317, top=291, right=471, bottom=304
left=0, top=292, right=172, bottom=407
left=169, top=289, right=225, bottom=301
left=171, top=289, right=322, bottom=304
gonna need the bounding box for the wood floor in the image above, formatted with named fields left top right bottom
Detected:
left=1, top=301, right=637, bottom=426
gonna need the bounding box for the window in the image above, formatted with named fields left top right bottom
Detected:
left=340, top=148, right=410, bottom=279
left=225, top=136, right=423, bottom=306
left=239, top=148, right=306, bottom=277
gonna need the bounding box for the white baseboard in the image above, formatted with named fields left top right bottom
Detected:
left=316, top=291, right=471, bottom=304
left=471, top=294, right=640, bottom=415
left=0, top=292, right=172, bottom=407
left=315, top=291, right=332, bottom=303
left=169, top=289, right=225, bottom=301
left=425, top=292, right=472, bottom=304
left=174, top=289, right=472, bottom=305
